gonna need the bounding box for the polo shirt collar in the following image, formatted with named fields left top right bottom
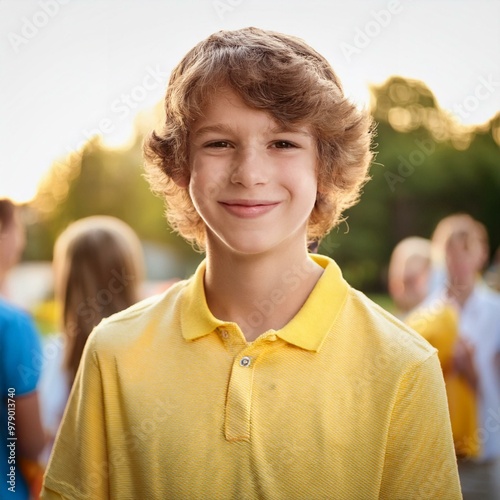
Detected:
left=180, top=254, right=348, bottom=352
left=278, top=254, right=348, bottom=351
left=180, top=260, right=227, bottom=341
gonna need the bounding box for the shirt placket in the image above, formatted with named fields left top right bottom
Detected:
left=217, top=327, right=278, bottom=442
left=225, top=352, right=255, bottom=441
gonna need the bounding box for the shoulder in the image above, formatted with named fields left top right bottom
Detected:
left=475, top=283, right=500, bottom=308
left=0, top=298, right=40, bottom=350
left=86, top=278, right=190, bottom=354
left=405, top=297, right=458, bottom=333
left=0, top=298, right=36, bottom=331
left=467, top=285, right=500, bottom=330
left=0, top=299, right=42, bottom=393
left=101, top=278, right=189, bottom=327
left=342, top=286, right=437, bottom=367
left=312, top=256, right=436, bottom=370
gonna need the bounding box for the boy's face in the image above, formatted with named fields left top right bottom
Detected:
left=187, top=87, right=318, bottom=256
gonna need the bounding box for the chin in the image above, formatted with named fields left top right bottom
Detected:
left=216, top=233, right=284, bottom=257
left=228, top=241, right=277, bottom=256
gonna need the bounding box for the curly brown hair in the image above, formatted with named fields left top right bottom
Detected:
left=144, top=27, right=374, bottom=250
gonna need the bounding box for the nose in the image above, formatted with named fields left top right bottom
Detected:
left=230, top=147, right=268, bottom=187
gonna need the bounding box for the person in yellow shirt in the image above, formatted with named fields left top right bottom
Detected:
left=406, top=301, right=480, bottom=459
left=424, top=215, right=500, bottom=498
left=41, top=27, right=461, bottom=499
left=389, top=232, right=480, bottom=460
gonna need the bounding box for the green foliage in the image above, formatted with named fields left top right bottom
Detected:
left=27, top=129, right=198, bottom=265
left=320, top=78, right=500, bottom=292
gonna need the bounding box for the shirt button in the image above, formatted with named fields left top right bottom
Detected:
left=239, top=356, right=252, bottom=367
left=220, top=329, right=229, bottom=339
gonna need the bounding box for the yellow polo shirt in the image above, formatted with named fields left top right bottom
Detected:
left=42, top=255, right=461, bottom=499
left=406, top=303, right=480, bottom=458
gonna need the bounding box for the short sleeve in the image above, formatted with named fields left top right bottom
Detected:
left=1, top=306, right=42, bottom=396
left=379, top=353, right=462, bottom=499
left=41, top=333, right=109, bottom=500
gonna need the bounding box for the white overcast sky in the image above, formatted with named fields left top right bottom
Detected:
left=1, top=0, right=499, bottom=202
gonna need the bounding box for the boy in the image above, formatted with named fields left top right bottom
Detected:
left=42, top=28, right=461, bottom=498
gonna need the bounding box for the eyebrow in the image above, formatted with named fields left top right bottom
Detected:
left=270, top=125, right=312, bottom=137
left=192, top=124, right=233, bottom=138
left=192, top=123, right=312, bottom=138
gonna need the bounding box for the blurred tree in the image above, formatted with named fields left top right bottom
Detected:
left=320, top=77, right=500, bottom=292
left=28, top=107, right=199, bottom=271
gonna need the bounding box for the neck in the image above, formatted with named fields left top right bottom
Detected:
left=204, top=243, right=324, bottom=342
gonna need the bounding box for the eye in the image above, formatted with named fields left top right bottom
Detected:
left=272, top=141, right=297, bottom=149
left=205, top=141, right=232, bottom=148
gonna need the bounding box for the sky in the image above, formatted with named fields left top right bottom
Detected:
left=1, top=0, right=499, bottom=203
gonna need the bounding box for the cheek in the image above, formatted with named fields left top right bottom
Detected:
left=189, top=158, right=230, bottom=200
left=190, top=171, right=221, bottom=207
left=297, top=173, right=319, bottom=208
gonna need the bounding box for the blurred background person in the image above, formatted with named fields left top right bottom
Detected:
left=387, top=236, right=431, bottom=318
left=404, top=221, right=481, bottom=463
left=420, top=214, right=500, bottom=499
left=39, top=216, right=144, bottom=464
left=428, top=213, right=487, bottom=296
left=484, top=245, right=500, bottom=292
left=444, top=216, right=500, bottom=499
left=0, top=198, right=26, bottom=298
left=1, top=198, right=45, bottom=499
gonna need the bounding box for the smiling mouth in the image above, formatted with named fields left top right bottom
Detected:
left=219, top=200, right=280, bottom=218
